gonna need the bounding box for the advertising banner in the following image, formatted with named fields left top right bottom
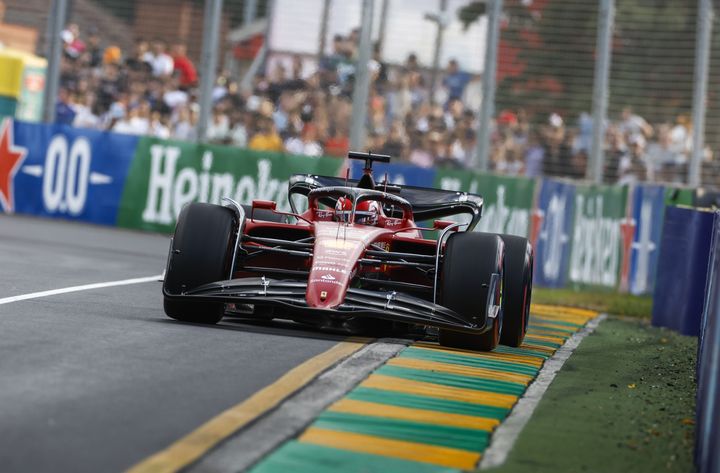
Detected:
left=0, top=118, right=137, bottom=225
left=435, top=169, right=535, bottom=236
left=628, top=185, right=666, bottom=295
left=532, top=179, right=576, bottom=288
left=116, top=138, right=344, bottom=233
left=568, top=183, right=628, bottom=288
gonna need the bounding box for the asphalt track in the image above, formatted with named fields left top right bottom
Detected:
left=0, top=214, right=342, bottom=473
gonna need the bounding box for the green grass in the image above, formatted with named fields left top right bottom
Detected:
left=533, top=287, right=653, bottom=318
left=486, top=317, right=697, bottom=473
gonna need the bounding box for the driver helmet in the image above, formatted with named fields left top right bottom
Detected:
left=333, top=197, right=381, bottom=225
left=355, top=200, right=381, bottom=225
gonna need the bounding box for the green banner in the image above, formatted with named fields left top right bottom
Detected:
left=434, top=170, right=535, bottom=236
left=117, top=138, right=344, bottom=233
left=568, top=183, right=628, bottom=288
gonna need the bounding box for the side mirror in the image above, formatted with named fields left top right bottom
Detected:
left=433, top=220, right=456, bottom=230
left=252, top=200, right=277, bottom=211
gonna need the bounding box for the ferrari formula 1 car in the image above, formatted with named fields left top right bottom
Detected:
left=162, top=152, right=533, bottom=351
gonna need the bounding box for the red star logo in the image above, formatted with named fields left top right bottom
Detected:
left=0, top=118, right=27, bottom=213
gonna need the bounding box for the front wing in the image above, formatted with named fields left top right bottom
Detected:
left=163, top=277, right=489, bottom=333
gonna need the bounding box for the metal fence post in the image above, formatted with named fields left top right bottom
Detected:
left=473, top=0, right=502, bottom=172
left=349, top=0, right=375, bottom=151
left=243, top=0, right=258, bottom=27
left=587, top=0, right=615, bottom=184
left=317, top=0, right=332, bottom=61
left=197, top=0, right=224, bottom=142
left=377, top=0, right=390, bottom=53
left=428, top=0, right=448, bottom=103
left=689, top=0, right=714, bottom=188
left=42, top=0, right=68, bottom=123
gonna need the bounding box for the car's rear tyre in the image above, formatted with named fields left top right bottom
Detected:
left=439, top=232, right=505, bottom=351
left=163, top=203, right=237, bottom=324
left=499, top=235, right=533, bottom=347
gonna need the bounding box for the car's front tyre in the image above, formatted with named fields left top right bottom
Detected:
left=163, top=202, right=237, bottom=324
left=438, top=232, right=505, bottom=351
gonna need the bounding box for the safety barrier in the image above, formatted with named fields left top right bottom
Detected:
left=0, top=117, right=709, bottom=293
left=651, top=207, right=716, bottom=336
left=696, top=211, right=720, bottom=473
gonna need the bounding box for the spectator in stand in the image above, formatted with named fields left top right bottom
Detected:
left=442, top=59, right=471, bottom=105
left=55, top=88, right=76, bottom=125
left=618, top=134, right=651, bottom=184
left=324, top=125, right=350, bottom=158
left=524, top=130, right=545, bottom=178
left=381, top=121, right=409, bottom=160
left=174, top=105, right=197, bottom=141
left=604, top=127, right=628, bottom=183
left=618, top=106, right=653, bottom=140
left=542, top=113, right=572, bottom=177
left=409, top=132, right=434, bottom=168
left=669, top=114, right=691, bottom=165
left=43, top=22, right=720, bottom=187
left=145, top=39, right=174, bottom=78
left=286, top=124, right=323, bottom=157
left=645, top=124, right=674, bottom=177
left=61, top=23, right=85, bottom=59
left=85, top=27, right=103, bottom=68
left=172, top=44, right=197, bottom=88
left=249, top=115, right=284, bottom=152
left=206, top=106, right=230, bottom=143
left=228, top=109, right=250, bottom=148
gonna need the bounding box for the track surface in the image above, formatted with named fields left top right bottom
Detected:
left=0, top=215, right=340, bottom=473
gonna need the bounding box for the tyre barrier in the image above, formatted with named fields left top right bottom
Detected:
left=696, top=210, right=720, bottom=473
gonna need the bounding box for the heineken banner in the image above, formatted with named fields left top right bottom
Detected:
left=568, top=183, right=630, bottom=288
left=435, top=169, right=535, bottom=236
left=532, top=179, right=576, bottom=288
left=116, top=138, right=344, bottom=233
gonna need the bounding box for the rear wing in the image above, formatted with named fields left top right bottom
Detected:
left=288, top=174, right=483, bottom=231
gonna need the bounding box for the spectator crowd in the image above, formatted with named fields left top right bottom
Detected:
left=55, top=23, right=717, bottom=188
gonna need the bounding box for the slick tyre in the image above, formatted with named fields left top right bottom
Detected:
left=439, top=232, right=505, bottom=351
left=498, top=235, right=533, bottom=347
left=163, top=203, right=237, bottom=324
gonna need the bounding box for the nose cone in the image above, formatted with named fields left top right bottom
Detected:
left=305, top=237, right=363, bottom=309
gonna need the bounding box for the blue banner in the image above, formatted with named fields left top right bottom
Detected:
left=1, top=118, right=137, bottom=225
left=628, top=185, right=665, bottom=295
left=350, top=161, right=436, bottom=188
left=532, top=179, right=575, bottom=288
left=652, top=206, right=716, bottom=336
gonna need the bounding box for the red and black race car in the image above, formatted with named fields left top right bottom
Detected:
left=162, top=152, right=533, bottom=351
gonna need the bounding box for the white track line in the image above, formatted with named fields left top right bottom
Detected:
left=479, top=313, right=608, bottom=469
left=0, top=274, right=164, bottom=306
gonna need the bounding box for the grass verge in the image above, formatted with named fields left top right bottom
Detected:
left=485, top=316, right=696, bottom=473
left=533, top=288, right=653, bottom=318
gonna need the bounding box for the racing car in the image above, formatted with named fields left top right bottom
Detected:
left=162, top=151, right=533, bottom=351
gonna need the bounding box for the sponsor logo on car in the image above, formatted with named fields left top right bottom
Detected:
left=310, top=278, right=343, bottom=286
left=313, top=266, right=347, bottom=274
left=320, top=273, right=336, bottom=281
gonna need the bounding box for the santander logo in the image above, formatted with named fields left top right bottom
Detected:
left=320, top=274, right=336, bottom=281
